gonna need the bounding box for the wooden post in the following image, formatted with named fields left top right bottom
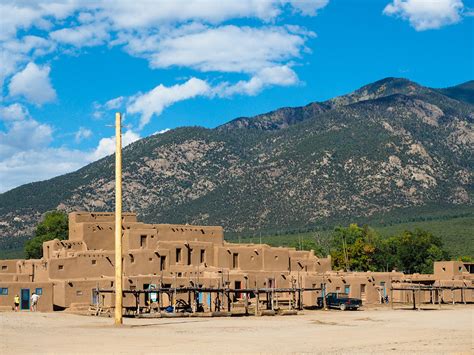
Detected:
left=417, top=288, right=421, bottom=310
left=390, top=285, right=393, bottom=309
left=390, top=287, right=394, bottom=310
left=412, top=289, right=416, bottom=310
left=244, top=277, right=249, bottom=315
left=114, top=112, right=123, bottom=326
left=255, top=290, right=259, bottom=316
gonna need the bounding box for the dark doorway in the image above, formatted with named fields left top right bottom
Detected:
left=234, top=281, right=242, bottom=300
left=21, top=288, right=30, bottom=310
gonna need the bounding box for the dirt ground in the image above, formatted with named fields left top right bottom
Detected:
left=0, top=306, right=472, bottom=354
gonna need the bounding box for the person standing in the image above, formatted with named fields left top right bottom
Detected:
left=14, top=294, right=20, bottom=311
left=30, top=292, right=40, bottom=312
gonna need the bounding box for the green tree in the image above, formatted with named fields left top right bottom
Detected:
left=330, top=224, right=381, bottom=272
left=393, top=229, right=449, bottom=274
left=24, top=211, right=68, bottom=259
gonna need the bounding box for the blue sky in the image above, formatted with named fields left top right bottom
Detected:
left=0, top=0, right=473, bottom=192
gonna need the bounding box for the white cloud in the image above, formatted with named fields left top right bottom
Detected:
left=90, top=129, right=140, bottom=161
left=9, top=62, right=57, bottom=105
left=0, top=147, right=90, bottom=192
left=286, top=0, right=329, bottom=16
left=153, top=128, right=171, bottom=135
left=50, top=22, right=110, bottom=47
left=100, top=0, right=302, bottom=29
left=127, top=78, right=211, bottom=128
left=0, top=0, right=329, bottom=191
left=104, top=96, right=124, bottom=110
left=128, top=25, right=309, bottom=74
left=75, top=127, right=93, bottom=143
left=0, top=103, right=30, bottom=121
left=0, top=118, right=53, bottom=160
left=0, top=1, right=78, bottom=41
left=123, top=65, right=299, bottom=128
left=216, top=65, right=299, bottom=96
left=383, top=0, right=465, bottom=30
left=0, top=35, right=56, bottom=88
left=0, top=120, right=140, bottom=192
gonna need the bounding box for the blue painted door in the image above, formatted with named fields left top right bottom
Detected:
left=21, top=288, right=30, bottom=310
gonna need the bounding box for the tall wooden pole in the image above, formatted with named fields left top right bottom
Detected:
left=114, top=112, right=123, bottom=325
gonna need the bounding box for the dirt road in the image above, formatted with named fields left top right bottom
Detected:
left=1, top=306, right=472, bottom=354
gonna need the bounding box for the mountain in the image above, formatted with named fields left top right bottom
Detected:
left=437, top=80, right=474, bottom=105
left=0, top=77, right=472, bottom=252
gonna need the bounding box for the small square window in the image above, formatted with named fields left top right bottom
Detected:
left=35, top=288, right=43, bottom=295
left=0, top=288, right=8, bottom=295
left=91, top=260, right=97, bottom=265
left=58, top=265, right=64, bottom=270
left=1, top=265, right=7, bottom=270
left=76, top=290, right=83, bottom=296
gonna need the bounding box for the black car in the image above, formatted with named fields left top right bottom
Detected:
left=317, top=292, right=362, bottom=310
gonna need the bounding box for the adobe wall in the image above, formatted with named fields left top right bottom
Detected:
left=0, top=211, right=472, bottom=312
left=0, top=281, right=53, bottom=312
left=0, top=260, right=21, bottom=274
left=433, top=261, right=472, bottom=279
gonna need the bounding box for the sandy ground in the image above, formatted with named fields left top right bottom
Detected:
left=0, top=306, right=472, bottom=354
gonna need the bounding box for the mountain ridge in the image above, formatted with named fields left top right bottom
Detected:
left=0, top=77, right=472, bottom=251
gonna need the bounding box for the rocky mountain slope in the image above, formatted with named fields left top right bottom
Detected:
left=0, top=78, right=472, bottom=248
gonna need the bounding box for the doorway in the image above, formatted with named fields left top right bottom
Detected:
left=235, top=281, right=242, bottom=300
left=21, top=288, right=30, bottom=310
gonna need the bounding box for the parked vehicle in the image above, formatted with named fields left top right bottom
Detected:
left=317, top=292, right=362, bottom=310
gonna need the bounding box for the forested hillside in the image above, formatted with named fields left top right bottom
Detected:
left=0, top=78, right=472, bottom=257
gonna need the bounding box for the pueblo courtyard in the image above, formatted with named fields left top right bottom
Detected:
left=0, top=306, right=472, bottom=353
left=0, top=212, right=473, bottom=354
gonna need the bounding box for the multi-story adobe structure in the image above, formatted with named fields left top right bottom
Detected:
left=0, top=212, right=472, bottom=313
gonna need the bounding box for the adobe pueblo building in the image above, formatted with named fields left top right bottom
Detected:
left=0, top=212, right=472, bottom=314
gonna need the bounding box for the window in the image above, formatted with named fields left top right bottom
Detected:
left=91, top=260, right=97, bottom=265
left=176, top=248, right=182, bottom=263
left=232, top=253, right=239, bottom=269
left=160, top=256, right=166, bottom=271
left=1, top=265, right=7, bottom=270
left=459, top=267, right=463, bottom=272
left=58, top=265, right=64, bottom=270
left=0, top=288, right=8, bottom=295
left=344, top=285, right=350, bottom=295
left=76, top=290, right=83, bottom=296
left=35, top=288, right=43, bottom=295
left=140, top=235, right=147, bottom=248
left=200, top=249, right=206, bottom=264
left=130, top=254, right=135, bottom=263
